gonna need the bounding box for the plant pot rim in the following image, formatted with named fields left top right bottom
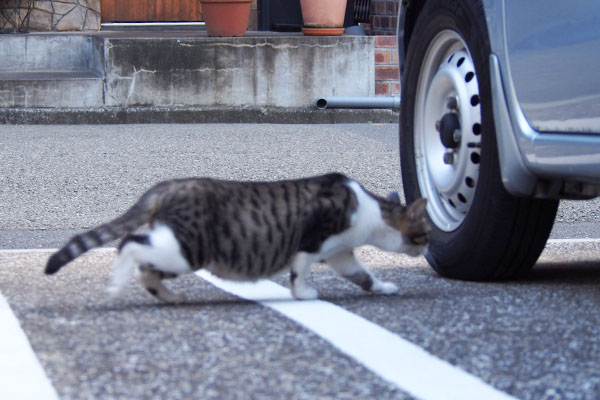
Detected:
left=200, top=0, right=252, bottom=3
left=302, top=27, right=345, bottom=36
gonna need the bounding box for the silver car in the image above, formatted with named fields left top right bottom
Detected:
left=396, top=0, right=600, bottom=279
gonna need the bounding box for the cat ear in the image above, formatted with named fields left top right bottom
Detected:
left=386, top=191, right=401, bottom=204
left=407, top=198, right=427, bottom=220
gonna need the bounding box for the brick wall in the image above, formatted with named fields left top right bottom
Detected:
left=370, top=0, right=400, bottom=96
left=248, top=0, right=258, bottom=30
left=374, top=36, right=399, bottom=96
left=369, top=0, right=399, bottom=36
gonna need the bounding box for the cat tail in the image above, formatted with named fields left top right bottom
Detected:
left=45, top=199, right=154, bottom=275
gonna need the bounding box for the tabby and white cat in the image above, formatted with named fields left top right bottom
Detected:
left=45, top=173, right=429, bottom=302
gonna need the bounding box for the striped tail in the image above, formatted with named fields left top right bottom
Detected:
left=45, top=202, right=151, bottom=275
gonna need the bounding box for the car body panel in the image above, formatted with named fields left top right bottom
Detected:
left=397, top=0, right=600, bottom=197
left=504, top=1, right=600, bottom=134
left=490, top=53, right=600, bottom=197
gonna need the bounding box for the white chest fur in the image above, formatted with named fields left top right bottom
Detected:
left=317, top=180, right=404, bottom=258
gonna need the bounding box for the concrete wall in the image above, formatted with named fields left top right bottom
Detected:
left=0, top=33, right=104, bottom=108
left=103, top=36, right=374, bottom=108
left=0, top=34, right=102, bottom=72
left=0, top=33, right=375, bottom=109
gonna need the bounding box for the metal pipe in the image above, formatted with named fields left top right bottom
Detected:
left=315, top=95, right=401, bottom=110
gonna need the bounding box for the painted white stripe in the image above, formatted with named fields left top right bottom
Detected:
left=0, top=249, right=59, bottom=254
left=547, top=238, right=600, bottom=244
left=197, top=270, right=517, bottom=400
left=0, top=292, right=60, bottom=400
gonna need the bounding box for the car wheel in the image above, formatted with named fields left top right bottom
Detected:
left=400, top=0, right=559, bottom=280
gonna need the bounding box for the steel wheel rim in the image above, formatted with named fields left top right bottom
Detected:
left=414, top=30, right=482, bottom=232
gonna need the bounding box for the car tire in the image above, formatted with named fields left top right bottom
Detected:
left=400, top=0, right=559, bottom=280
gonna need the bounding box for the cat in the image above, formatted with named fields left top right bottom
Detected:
left=45, top=173, right=429, bottom=302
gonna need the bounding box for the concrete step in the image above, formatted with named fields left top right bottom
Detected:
left=0, top=34, right=101, bottom=73
left=0, top=71, right=103, bottom=108
left=0, top=34, right=103, bottom=108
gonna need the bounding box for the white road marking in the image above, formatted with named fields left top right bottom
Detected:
left=0, top=248, right=60, bottom=253
left=197, top=270, right=517, bottom=400
left=547, top=238, right=600, bottom=244
left=4, top=239, right=596, bottom=400
left=0, top=292, right=60, bottom=400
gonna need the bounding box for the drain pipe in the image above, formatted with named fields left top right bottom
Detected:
left=315, top=96, right=401, bottom=110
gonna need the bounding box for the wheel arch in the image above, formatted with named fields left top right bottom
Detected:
left=397, top=0, right=427, bottom=76
left=398, top=0, right=498, bottom=83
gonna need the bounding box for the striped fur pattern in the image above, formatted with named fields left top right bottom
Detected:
left=45, top=173, right=429, bottom=302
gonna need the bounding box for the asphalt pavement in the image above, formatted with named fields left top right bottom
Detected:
left=1, top=123, right=599, bottom=400
left=1, top=123, right=598, bottom=247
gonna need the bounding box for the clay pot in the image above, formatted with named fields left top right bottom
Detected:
left=201, top=0, right=252, bottom=37
left=299, top=0, right=347, bottom=36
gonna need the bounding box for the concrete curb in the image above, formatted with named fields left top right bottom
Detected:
left=0, top=106, right=399, bottom=125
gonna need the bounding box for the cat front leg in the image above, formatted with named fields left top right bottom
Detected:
left=326, top=251, right=398, bottom=295
left=290, top=252, right=318, bottom=300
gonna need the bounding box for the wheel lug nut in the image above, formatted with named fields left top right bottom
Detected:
left=443, top=151, right=454, bottom=165
left=447, top=96, right=458, bottom=110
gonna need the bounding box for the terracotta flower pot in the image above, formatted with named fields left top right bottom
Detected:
left=201, top=0, right=252, bottom=37
left=299, top=0, right=348, bottom=36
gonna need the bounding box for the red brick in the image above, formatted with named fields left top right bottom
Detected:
left=375, top=65, right=399, bottom=80
left=376, top=82, right=390, bottom=96
left=392, top=82, right=401, bottom=95
left=375, top=35, right=397, bottom=48
left=391, top=48, right=399, bottom=65
left=375, top=49, right=391, bottom=64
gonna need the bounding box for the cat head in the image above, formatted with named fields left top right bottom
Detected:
left=384, top=194, right=430, bottom=256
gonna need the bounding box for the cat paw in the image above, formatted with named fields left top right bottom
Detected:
left=292, top=286, right=319, bottom=300
left=106, top=284, right=125, bottom=299
left=145, top=287, right=187, bottom=303
left=370, top=281, right=399, bottom=295
left=163, top=292, right=187, bottom=303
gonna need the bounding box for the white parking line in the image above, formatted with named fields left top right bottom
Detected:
left=8, top=239, right=596, bottom=400
left=197, top=270, right=517, bottom=400
left=547, top=238, right=600, bottom=244
left=0, top=292, right=60, bottom=400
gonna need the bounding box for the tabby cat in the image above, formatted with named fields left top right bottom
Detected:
left=45, top=173, right=429, bottom=302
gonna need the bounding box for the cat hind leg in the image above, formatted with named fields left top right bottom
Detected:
left=107, top=245, right=138, bottom=298
left=138, top=265, right=186, bottom=303
left=108, top=234, right=155, bottom=298
left=108, top=226, right=191, bottom=301
left=326, top=251, right=398, bottom=295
